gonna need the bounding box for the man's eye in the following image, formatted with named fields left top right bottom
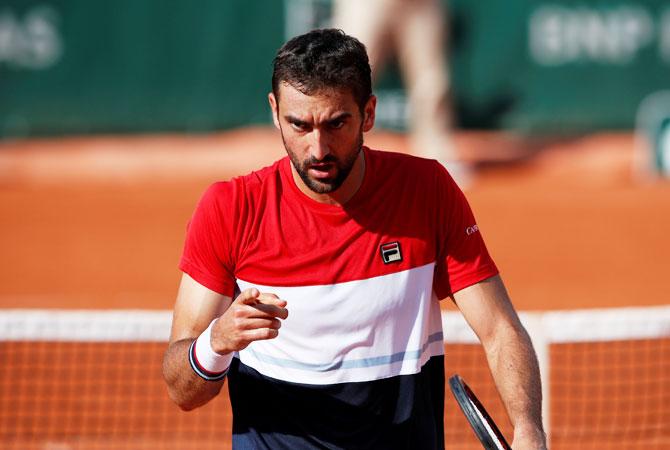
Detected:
left=329, top=120, right=344, bottom=129
left=291, top=122, right=308, bottom=131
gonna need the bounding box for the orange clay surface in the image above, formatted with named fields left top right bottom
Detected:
left=0, top=127, right=667, bottom=311
left=1, top=128, right=669, bottom=450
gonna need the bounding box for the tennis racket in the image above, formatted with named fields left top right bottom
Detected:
left=448, top=374, right=511, bottom=450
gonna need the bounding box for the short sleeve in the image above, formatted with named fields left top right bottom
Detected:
left=432, top=165, right=499, bottom=299
left=179, top=182, right=237, bottom=297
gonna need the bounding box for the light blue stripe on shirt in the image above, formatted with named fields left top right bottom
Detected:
left=243, top=331, right=444, bottom=372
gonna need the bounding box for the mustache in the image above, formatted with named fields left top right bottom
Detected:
left=305, top=155, right=338, bottom=165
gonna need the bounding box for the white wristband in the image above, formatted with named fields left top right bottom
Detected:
left=189, top=319, right=234, bottom=381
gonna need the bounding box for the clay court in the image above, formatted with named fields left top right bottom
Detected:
left=1, top=129, right=667, bottom=311
left=0, top=129, right=669, bottom=448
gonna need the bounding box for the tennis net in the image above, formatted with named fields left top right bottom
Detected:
left=1, top=306, right=669, bottom=449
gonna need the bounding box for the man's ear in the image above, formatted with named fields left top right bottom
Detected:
left=362, top=95, right=377, bottom=132
left=268, top=93, right=281, bottom=130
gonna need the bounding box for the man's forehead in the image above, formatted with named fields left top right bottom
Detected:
left=277, top=82, right=356, bottom=106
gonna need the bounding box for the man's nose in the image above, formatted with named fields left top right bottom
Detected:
left=310, top=129, right=330, bottom=161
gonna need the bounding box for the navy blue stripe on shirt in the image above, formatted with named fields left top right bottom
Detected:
left=227, top=355, right=445, bottom=450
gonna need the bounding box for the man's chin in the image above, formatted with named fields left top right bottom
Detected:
left=305, top=178, right=338, bottom=194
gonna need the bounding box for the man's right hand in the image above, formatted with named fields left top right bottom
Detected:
left=210, top=288, right=288, bottom=354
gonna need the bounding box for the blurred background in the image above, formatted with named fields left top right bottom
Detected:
left=0, top=0, right=668, bottom=449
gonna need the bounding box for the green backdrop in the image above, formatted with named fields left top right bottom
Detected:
left=1, top=0, right=668, bottom=138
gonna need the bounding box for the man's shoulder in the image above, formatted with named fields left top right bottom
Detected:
left=367, top=147, right=441, bottom=172
left=205, top=157, right=287, bottom=197
left=366, top=147, right=446, bottom=185
left=364, top=147, right=462, bottom=203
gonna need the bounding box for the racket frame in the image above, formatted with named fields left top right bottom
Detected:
left=448, top=374, right=512, bottom=450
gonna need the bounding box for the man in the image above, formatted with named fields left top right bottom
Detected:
left=163, top=29, right=546, bottom=449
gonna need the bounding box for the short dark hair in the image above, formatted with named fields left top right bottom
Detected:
left=272, top=29, right=372, bottom=111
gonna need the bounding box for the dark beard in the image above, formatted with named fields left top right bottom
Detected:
left=283, top=130, right=364, bottom=194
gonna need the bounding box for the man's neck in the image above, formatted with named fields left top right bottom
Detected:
left=291, top=150, right=366, bottom=206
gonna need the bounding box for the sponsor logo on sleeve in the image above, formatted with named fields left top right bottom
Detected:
left=465, top=224, right=480, bottom=236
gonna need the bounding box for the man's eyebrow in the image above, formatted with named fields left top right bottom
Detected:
left=328, top=112, right=352, bottom=123
left=285, top=115, right=308, bottom=126
left=284, top=112, right=352, bottom=126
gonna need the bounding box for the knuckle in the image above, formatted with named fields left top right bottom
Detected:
left=233, top=317, right=246, bottom=330
left=263, top=329, right=278, bottom=339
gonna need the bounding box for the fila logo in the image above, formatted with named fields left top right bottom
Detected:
left=380, top=241, right=402, bottom=264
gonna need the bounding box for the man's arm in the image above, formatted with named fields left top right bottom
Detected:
left=162, top=273, right=288, bottom=411
left=452, top=275, right=547, bottom=450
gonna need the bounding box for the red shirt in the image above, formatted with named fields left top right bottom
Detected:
left=180, top=147, right=498, bottom=299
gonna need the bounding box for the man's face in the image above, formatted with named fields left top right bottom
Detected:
left=269, top=83, right=375, bottom=195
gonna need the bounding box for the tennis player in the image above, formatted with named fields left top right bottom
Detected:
left=163, top=28, right=546, bottom=450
